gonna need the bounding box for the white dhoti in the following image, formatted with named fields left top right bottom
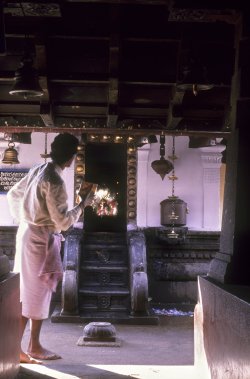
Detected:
left=14, top=222, right=63, bottom=320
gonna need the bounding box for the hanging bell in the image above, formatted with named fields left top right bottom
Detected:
left=151, top=157, right=173, bottom=180
left=176, top=60, right=214, bottom=96
left=2, top=142, right=20, bottom=164
left=9, top=54, right=44, bottom=99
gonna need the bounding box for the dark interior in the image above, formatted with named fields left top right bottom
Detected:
left=84, top=143, right=127, bottom=232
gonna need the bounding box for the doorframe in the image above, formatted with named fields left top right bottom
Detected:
left=74, top=135, right=137, bottom=230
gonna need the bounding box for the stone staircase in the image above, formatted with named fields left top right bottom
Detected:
left=51, top=228, right=158, bottom=325
left=78, top=231, right=131, bottom=319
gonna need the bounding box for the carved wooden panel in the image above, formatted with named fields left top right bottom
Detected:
left=0, top=226, right=17, bottom=270
left=127, top=148, right=137, bottom=229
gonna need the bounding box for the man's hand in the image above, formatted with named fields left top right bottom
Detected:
left=76, top=181, right=97, bottom=208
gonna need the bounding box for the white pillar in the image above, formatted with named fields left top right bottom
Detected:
left=199, top=144, right=226, bottom=230
left=137, top=146, right=150, bottom=227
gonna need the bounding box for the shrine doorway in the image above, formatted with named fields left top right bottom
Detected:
left=84, top=143, right=127, bottom=232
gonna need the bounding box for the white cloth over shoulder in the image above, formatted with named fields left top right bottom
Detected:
left=7, top=162, right=82, bottom=232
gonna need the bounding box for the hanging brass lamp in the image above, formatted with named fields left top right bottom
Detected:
left=176, top=45, right=214, bottom=96
left=176, top=63, right=214, bottom=96
left=40, top=132, right=50, bottom=161
left=151, top=133, right=173, bottom=180
left=2, top=142, right=20, bottom=164
left=9, top=54, right=44, bottom=99
left=160, top=136, right=188, bottom=230
left=151, top=157, right=174, bottom=180
left=9, top=1, right=44, bottom=99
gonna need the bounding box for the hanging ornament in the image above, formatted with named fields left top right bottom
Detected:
left=40, top=132, right=50, bottom=162
left=167, top=136, right=179, bottom=238
left=160, top=136, right=189, bottom=239
left=151, top=133, right=173, bottom=180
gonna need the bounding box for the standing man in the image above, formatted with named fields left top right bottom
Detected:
left=7, top=133, right=92, bottom=364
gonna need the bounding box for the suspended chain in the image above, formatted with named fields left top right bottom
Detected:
left=168, top=136, right=179, bottom=237
left=159, top=131, right=165, bottom=158
left=44, top=132, right=48, bottom=162
left=171, top=135, right=175, bottom=197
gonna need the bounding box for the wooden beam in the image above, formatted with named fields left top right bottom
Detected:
left=0, top=125, right=231, bottom=138
left=107, top=27, right=120, bottom=127
left=166, top=89, right=184, bottom=129
left=40, top=102, right=54, bottom=127
left=0, top=2, right=6, bottom=55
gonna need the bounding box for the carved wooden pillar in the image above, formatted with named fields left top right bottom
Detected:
left=209, top=21, right=250, bottom=285
left=0, top=251, right=10, bottom=278
left=127, top=147, right=137, bottom=230
left=199, top=144, right=225, bottom=230
left=137, top=146, right=150, bottom=227
left=74, top=140, right=86, bottom=200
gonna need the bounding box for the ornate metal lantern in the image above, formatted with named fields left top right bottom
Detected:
left=160, top=136, right=188, bottom=240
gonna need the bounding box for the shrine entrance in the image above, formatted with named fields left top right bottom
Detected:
left=60, top=140, right=149, bottom=322
left=84, top=143, right=127, bottom=232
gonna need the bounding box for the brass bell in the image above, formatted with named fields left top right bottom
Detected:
left=9, top=54, right=44, bottom=99
left=176, top=61, right=214, bottom=96
left=2, top=142, right=20, bottom=164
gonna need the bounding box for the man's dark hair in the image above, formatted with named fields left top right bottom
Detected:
left=50, top=133, right=79, bottom=165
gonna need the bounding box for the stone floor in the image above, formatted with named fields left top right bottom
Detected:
left=17, top=312, right=197, bottom=379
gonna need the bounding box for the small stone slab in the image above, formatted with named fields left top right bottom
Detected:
left=77, top=336, right=121, bottom=347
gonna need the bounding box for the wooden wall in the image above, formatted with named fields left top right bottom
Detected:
left=0, top=273, right=20, bottom=379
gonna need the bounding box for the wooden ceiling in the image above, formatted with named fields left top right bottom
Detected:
left=0, top=0, right=243, bottom=137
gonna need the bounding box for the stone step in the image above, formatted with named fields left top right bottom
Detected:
left=79, top=291, right=130, bottom=313
left=84, top=232, right=127, bottom=244
left=83, top=244, right=127, bottom=251
left=79, top=231, right=131, bottom=318
left=80, top=282, right=128, bottom=288
left=79, top=267, right=128, bottom=287
left=79, top=303, right=129, bottom=311
left=77, top=313, right=159, bottom=325
left=82, top=251, right=128, bottom=265
left=80, top=265, right=128, bottom=271
left=79, top=310, right=130, bottom=319
left=79, top=287, right=130, bottom=295
left=51, top=305, right=159, bottom=325
left=79, top=299, right=130, bottom=314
